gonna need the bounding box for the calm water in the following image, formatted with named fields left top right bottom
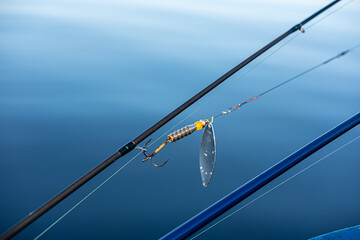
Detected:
left=1, top=0, right=359, bottom=239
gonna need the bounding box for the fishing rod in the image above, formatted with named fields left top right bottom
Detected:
left=0, top=1, right=342, bottom=239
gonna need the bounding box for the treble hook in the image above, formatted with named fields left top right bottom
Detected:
left=139, top=139, right=169, bottom=167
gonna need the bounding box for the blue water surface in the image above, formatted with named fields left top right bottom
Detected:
left=1, top=0, right=359, bottom=239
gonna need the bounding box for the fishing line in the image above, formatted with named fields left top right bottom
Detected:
left=33, top=114, right=200, bottom=240
left=214, top=44, right=359, bottom=119
left=191, top=134, right=360, bottom=240
left=33, top=2, right=357, bottom=239
left=33, top=151, right=142, bottom=240
left=306, top=0, right=356, bottom=30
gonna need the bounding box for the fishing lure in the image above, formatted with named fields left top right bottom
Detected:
left=138, top=118, right=216, bottom=187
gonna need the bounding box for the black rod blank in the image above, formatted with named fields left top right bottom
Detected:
left=0, top=1, right=342, bottom=239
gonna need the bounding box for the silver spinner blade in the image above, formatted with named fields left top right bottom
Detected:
left=199, top=124, right=216, bottom=187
